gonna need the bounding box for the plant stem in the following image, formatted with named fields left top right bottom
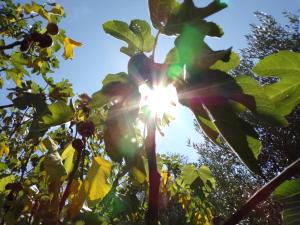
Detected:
left=0, top=104, right=14, bottom=109
left=223, top=158, right=300, bottom=225
left=145, top=118, right=160, bottom=225
left=150, top=30, right=161, bottom=61
left=59, top=149, right=82, bottom=214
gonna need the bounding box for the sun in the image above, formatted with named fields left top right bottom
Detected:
left=139, top=83, right=178, bottom=119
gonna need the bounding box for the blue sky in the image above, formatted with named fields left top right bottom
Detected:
left=3, top=0, right=300, bottom=161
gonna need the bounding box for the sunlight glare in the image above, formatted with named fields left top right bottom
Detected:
left=139, top=83, right=178, bottom=119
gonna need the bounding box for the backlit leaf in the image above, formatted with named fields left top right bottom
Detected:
left=41, top=101, right=74, bottom=127
left=210, top=51, right=240, bottom=72
left=253, top=51, right=300, bottom=116
left=234, top=76, right=288, bottom=126
left=61, top=143, right=76, bottom=175
left=149, top=0, right=227, bottom=35
left=84, top=157, right=112, bottom=206
left=273, top=178, right=300, bottom=225
left=103, top=20, right=155, bottom=56
left=63, top=37, right=82, bottom=59
left=0, top=175, right=15, bottom=192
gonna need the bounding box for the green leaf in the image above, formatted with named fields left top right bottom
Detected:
left=253, top=51, right=300, bottom=116
left=103, top=20, right=155, bottom=56
left=203, top=103, right=261, bottom=174
left=90, top=90, right=108, bottom=109
left=175, top=25, right=231, bottom=69
left=90, top=73, right=131, bottom=109
left=0, top=175, right=15, bottom=192
left=198, top=165, right=215, bottom=189
left=41, top=101, right=74, bottom=127
left=181, top=70, right=262, bottom=173
left=84, top=157, right=112, bottom=206
left=273, top=178, right=300, bottom=225
left=210, top=52, right=240, bottom=72
left=181, top=164, right=198, bottom=185
left=149, top=0, right=227, bottom=35
left=234, top=76, right=288, bottom=126
left=102, top=72, right=128, bottom=86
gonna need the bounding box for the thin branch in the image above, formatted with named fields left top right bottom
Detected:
left=0, top=104, right=14, bottom=109
left=0, top=40, right=22, bottom=51
left=150, top=30, right=161, bottom=61
left=145, top=118, right=160, bottom=225
left=223, top=158, right=300, bottom=225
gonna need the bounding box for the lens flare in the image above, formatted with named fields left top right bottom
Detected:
left=139, top=83, right=178, bottom=119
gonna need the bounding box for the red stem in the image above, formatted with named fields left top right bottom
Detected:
left=145, top=119, right=160, bottom=225
left=223, top=158, right=300, bottom=225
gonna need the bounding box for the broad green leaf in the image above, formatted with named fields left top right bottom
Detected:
left=181, top=164, right=198, bottom=185
left=0, top=175, right=15, bottom=192
left=103, top=20, right=155, bottom=56
left=180, top=70, right=261, bottom=173
left=234, top=76, right=288, bottom=126
left=198, top=165, right=215, bottom=189
left=148, top=0, right=177, bottom=30
left=104, top=103, right=139, bottom=163
left=102, top=72, right=128, bottom=86
left=203, top=103, right=261, bottom=174
left=253, top=51, right=300, bottom=116
left=61, top=143, right=76, bottom=175
left=90, top=73, right=131, bottom=109
left=273, top=178, right=300, bottom=225
left=175, top=25, right=231, bottom=69
left=90, top=90, right=108, bottom=109
left=149, top=0, right=227, bottom=35
left=84, top=157, right=112, bottom=206
left=210, top=52, right=240, bottom=72
left=63, top=37, right=82, bottom=59
left=41, top=101, right=74, bottom=127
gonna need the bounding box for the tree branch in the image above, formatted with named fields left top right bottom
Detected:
left=223, top=158, right=300, bottom=225
left=0, top=104, right=14, bottom=109
left=0, top=40, right=22, bottom=51
left=145, top=118, right=160, bottom=225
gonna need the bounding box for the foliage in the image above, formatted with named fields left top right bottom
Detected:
left=190, top=135, right=282, bottom=225
left=0, top=0, right=300, bottom=225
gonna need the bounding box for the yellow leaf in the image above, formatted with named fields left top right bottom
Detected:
left=51, top=4, right=65, bottom=16
left=0, top=142, right=9, bottom=158
left=161, top=170, right=170, bottom=186
left=63, top=37, right=82, bottom=59
left=67, top=157, right=112, bottom=217
left=68, top=183, right=86, bottom=218
left=84, top=157, right=112, bottom=206
left=61, top=143, right=76, bottom=175
left=23, top=2, right=50, bottom=21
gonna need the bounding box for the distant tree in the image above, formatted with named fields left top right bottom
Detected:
left=235, top=11, right=300, bottom=76
left=189, top=135, right=282, bottom=225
